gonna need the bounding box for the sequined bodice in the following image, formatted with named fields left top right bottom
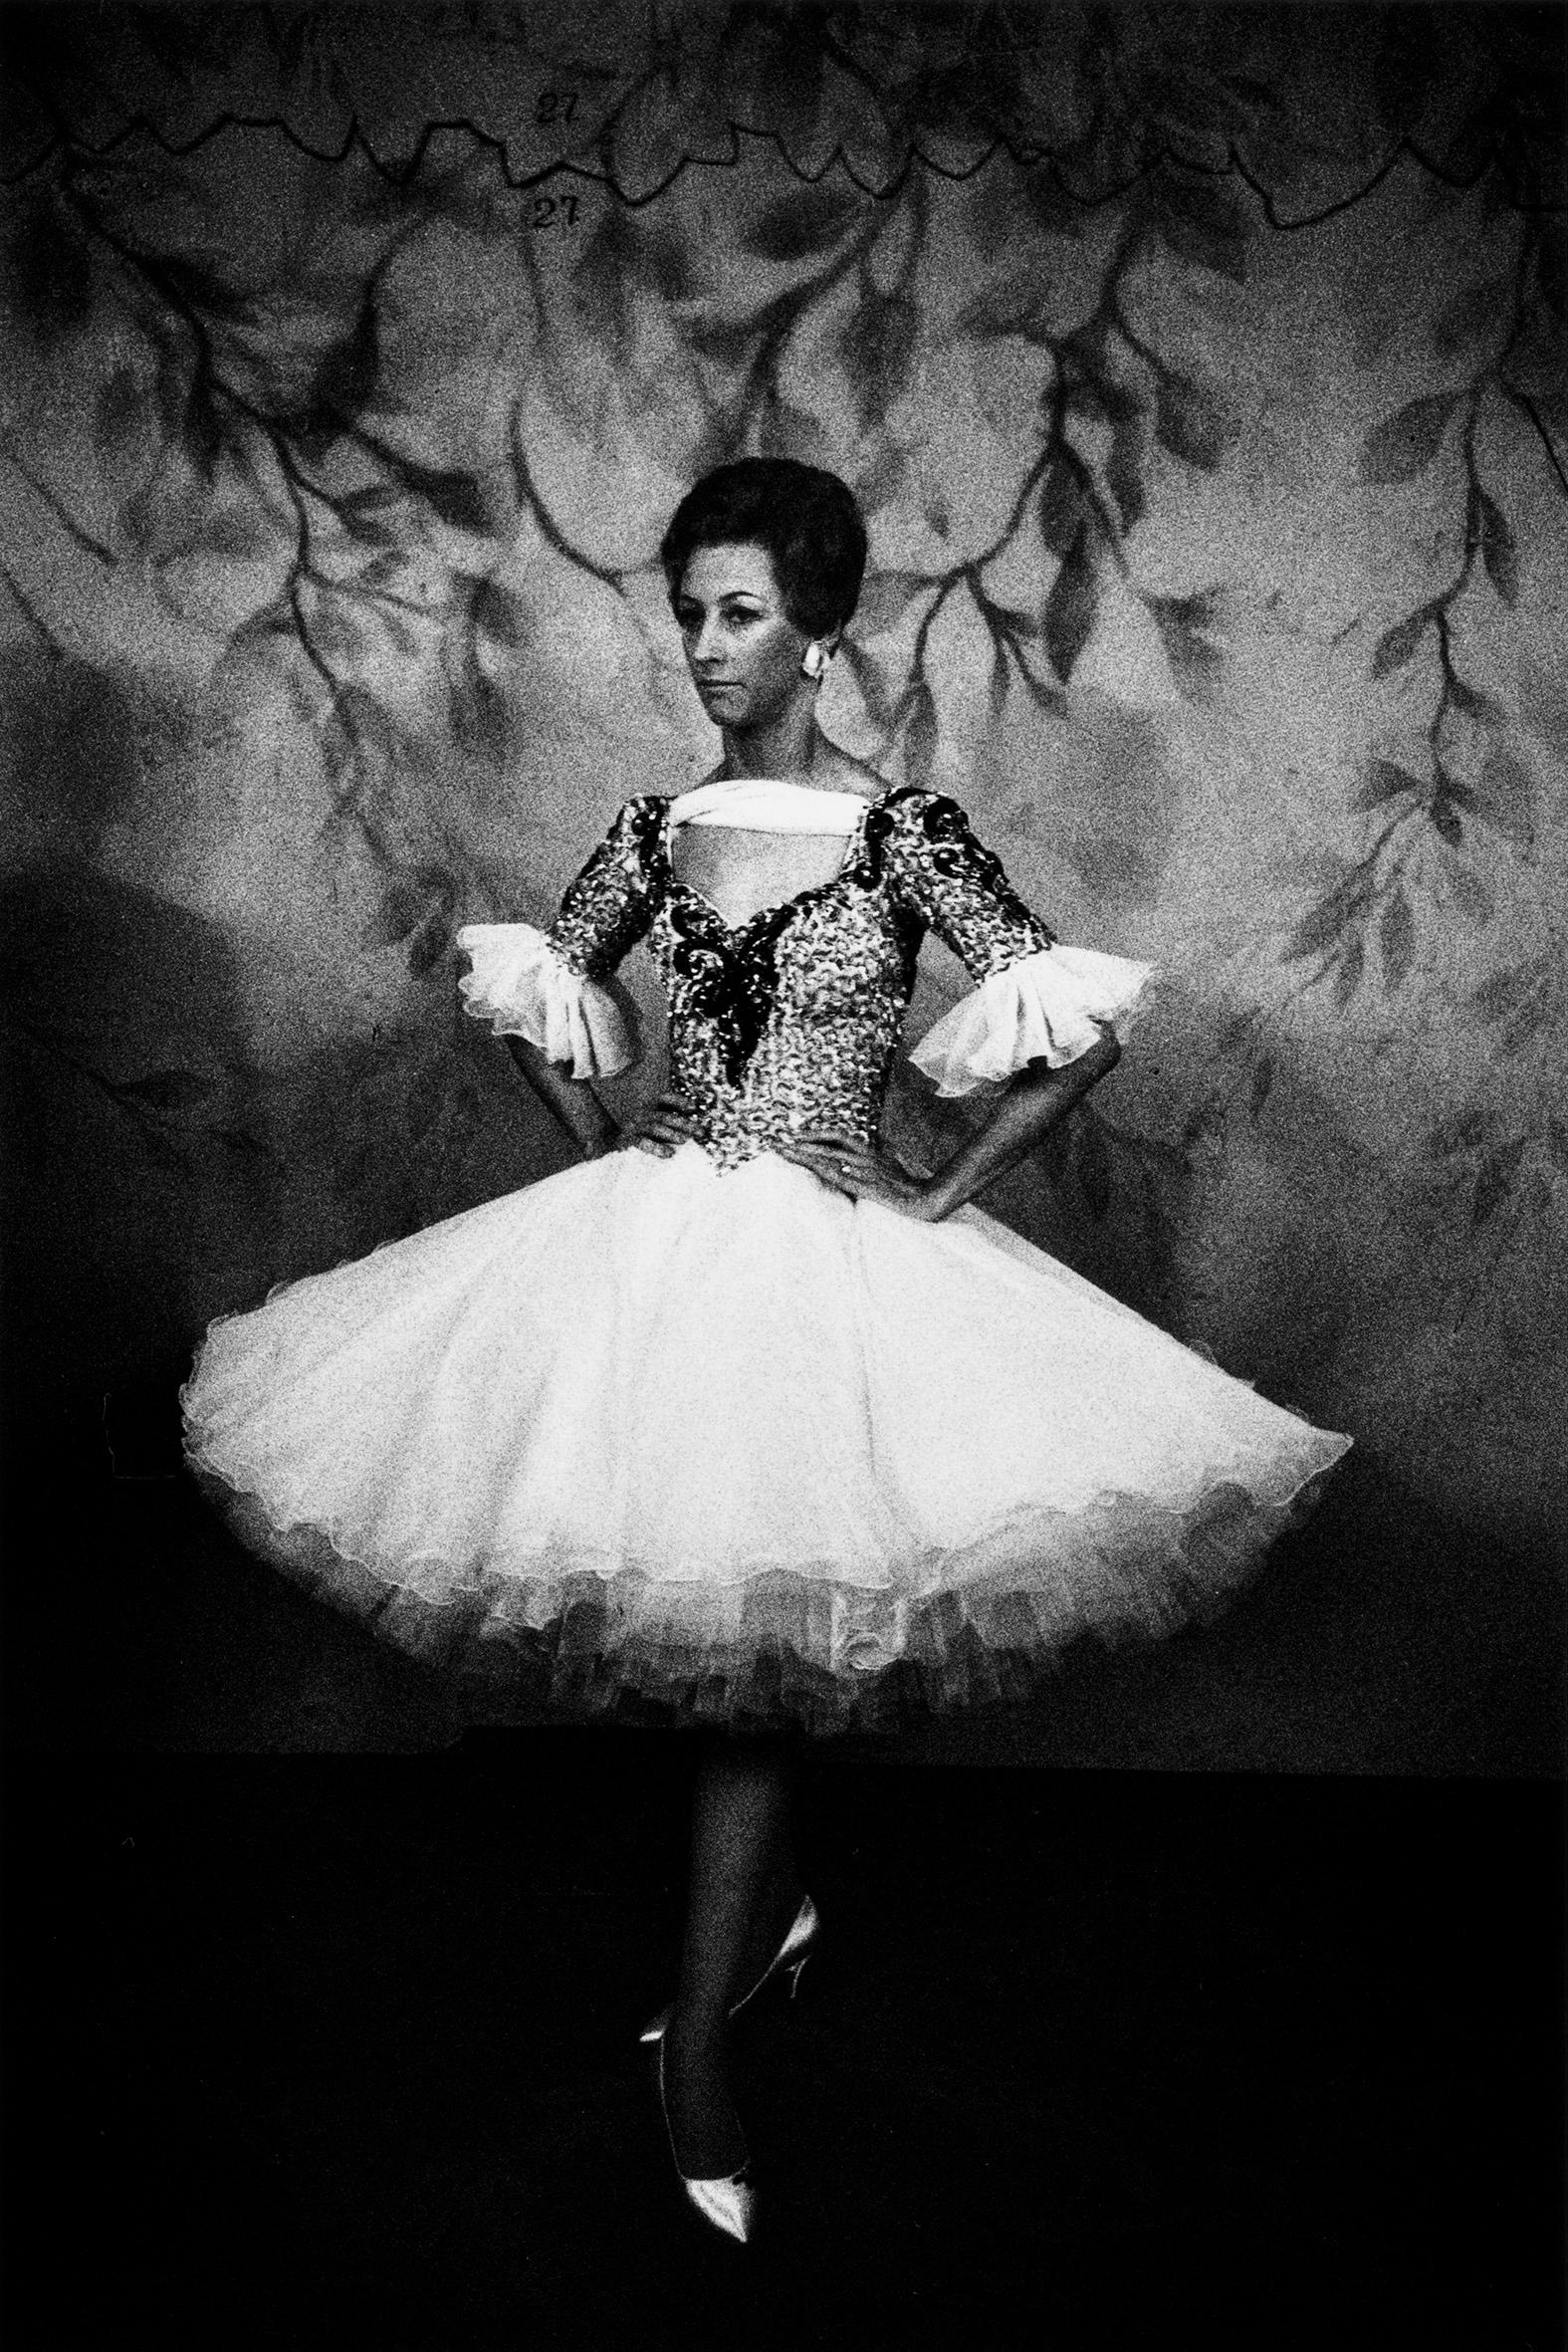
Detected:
left=547, top=786, right=1053, bottom=1173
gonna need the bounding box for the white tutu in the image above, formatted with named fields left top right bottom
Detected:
left=182, top=1143, right=1351, bottom=1733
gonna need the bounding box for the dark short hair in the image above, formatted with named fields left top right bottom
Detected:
left=660, top=459, right=868, bottom=639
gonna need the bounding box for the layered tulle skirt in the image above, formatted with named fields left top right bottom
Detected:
left=181, top=1143, right=1351, bottom=1732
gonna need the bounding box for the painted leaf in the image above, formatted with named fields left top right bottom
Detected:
left=390, top=460, right=488, bottom=532
left=1448, top=863, right=1493, bottom=924
left=1105, top=421, right=1146, bottom=530
left=1248, top=1055, right=1274, bottom=1120
left=1428, top=1106, right=1487, bottom=1157
left=1379, top=885, right=1415, bottom=990
left=407, top=911, right=453, bottom=977
left=1430, top=796, right=1463, bottom=845
left=744, top=185, right=857, bottom=263
left=305, top=295, right=378, bottom=424
left=339, top=482, right=402, bottom=547
left=1471, top=1135, right=1527, bottom=1226
left=841, top=640, right=898, bottom=732
left=991, top=604, right=1042, bottom=642
left=159, top=255, right=256, bottom=325
left=1446, top=672, right=1495, bottom=722
left=842, top=291, right=920, bottom=424
left=1370, top=608, right=1430, bottom=677
left=854, top=572, right=932, bottom=637
left=1471, top=961, right=1539, bottom=1021
left=1037, top=457, right=1085, bottom=558
left=1149, top=593, right=1224, bottom=693
left=1472, top=746, right=1536, bottom=848
left=1154, top=588, right=1222, bottom=633
left=903, top=680, right=939, bottom=783
left=978, top=641, right=1010, bottom=765
left=1158, top=182, right=1250, bottom=283
left=856, top=442, right=907, bottom=516
left=94, top=365, right=144, bottom=461
left=757, top=398, right=831, bottom=463
left=960, top=280, right=1051, bottom=343
left=364, top=878, right=430, bottom=946
left=1059, top=328, right=1139, bottom=425
left=571, top=212, right=636, bottom=360
left=226, top=598, right=297, bottom=655
left=449, top=663, right=508, bottom=755
left=1043, top=529, right=1098, bottom=683
left=684, top=314, right=761, bottom=369
left=1432, top=278, right=1510, bottom=356
left=293, top=419, right=339, bottom=467
left=306, top=603, right=358, bottom=661
left=472, top=577, right=526, bottom=645
left=1284, top=890, right=1357, bottom=962
left=1021, top=170, right=1085, bottom=241
left=1149, top=70, right=1247, bottom=151
left=1182, top=1091, right=1226, bottom=1149
left=636, top=232, right=693, bottom=305
left=1354, top=759, right=1425, bottom=809
left=1501, top=997, right=1551, bottom=1054
left=1154, top=377, right=1239, bottom=471
left=184, top=508, right=266, bottom=562
left=322, top=684, right=391, bottom=783
left=1358, top=392, right=1460, bottom=485
left=1476, top=491, right=1519, bottom=605
left=183, top=369, right=224, bottom=479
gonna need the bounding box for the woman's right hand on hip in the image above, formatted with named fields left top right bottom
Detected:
left=610, top=1092, right=704, bottom=1157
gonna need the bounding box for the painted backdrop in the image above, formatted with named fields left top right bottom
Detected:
left=3, top=6, right=1564, bottom=1706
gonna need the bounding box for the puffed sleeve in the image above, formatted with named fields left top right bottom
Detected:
left=880, top=790, right=1155, bottom=1096
left=455, top=797, right=666, bottom=1079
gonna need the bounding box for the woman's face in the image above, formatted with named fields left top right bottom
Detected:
left=673, top=542, right=813, bottom=734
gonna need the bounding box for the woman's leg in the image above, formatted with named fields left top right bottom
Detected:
left=661, top=1730, right=800, bottom=2177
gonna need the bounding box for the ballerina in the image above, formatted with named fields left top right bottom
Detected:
left=182, top=456, right=1351, bottom=2243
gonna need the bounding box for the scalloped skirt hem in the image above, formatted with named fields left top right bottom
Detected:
left=189, top=1460, right=1340, bottom=1737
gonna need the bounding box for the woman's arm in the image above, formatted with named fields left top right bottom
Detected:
left=779, top=1028, right=1120, bottom=1219
left=463, top=798, right=703, bottom=1160
left=504, top=1039, right=703, bottom=1162
left=922, top=1030, right=1120, bottom=1217
left=504, top=1036, right=620, bottom=1158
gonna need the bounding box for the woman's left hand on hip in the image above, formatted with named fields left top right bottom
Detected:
left=773, top=1130, right=949, bottom=1221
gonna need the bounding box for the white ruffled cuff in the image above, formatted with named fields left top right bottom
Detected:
left=455, top=923, right=640, bottom=1080
left=909, top=944, right=1155, bottom=1097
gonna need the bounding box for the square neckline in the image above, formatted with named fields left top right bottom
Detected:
left=658, top=786, right=887, bottom=939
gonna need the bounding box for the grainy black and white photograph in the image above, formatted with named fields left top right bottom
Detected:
left=1, top=1, right=1563, bottom=2343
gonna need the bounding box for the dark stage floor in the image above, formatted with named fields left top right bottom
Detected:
left=3, top=1754, right=1563, bottom=2350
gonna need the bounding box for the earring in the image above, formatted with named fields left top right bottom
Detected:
left=800, top=642, right=829, bottom=681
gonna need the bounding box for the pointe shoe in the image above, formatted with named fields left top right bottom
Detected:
left=639, top=1893, right=819, bottom=2046
left=656, top=2039, right=756, bottom=2244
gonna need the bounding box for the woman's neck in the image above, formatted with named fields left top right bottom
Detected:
left=717, top=704, right=834, bottom=786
